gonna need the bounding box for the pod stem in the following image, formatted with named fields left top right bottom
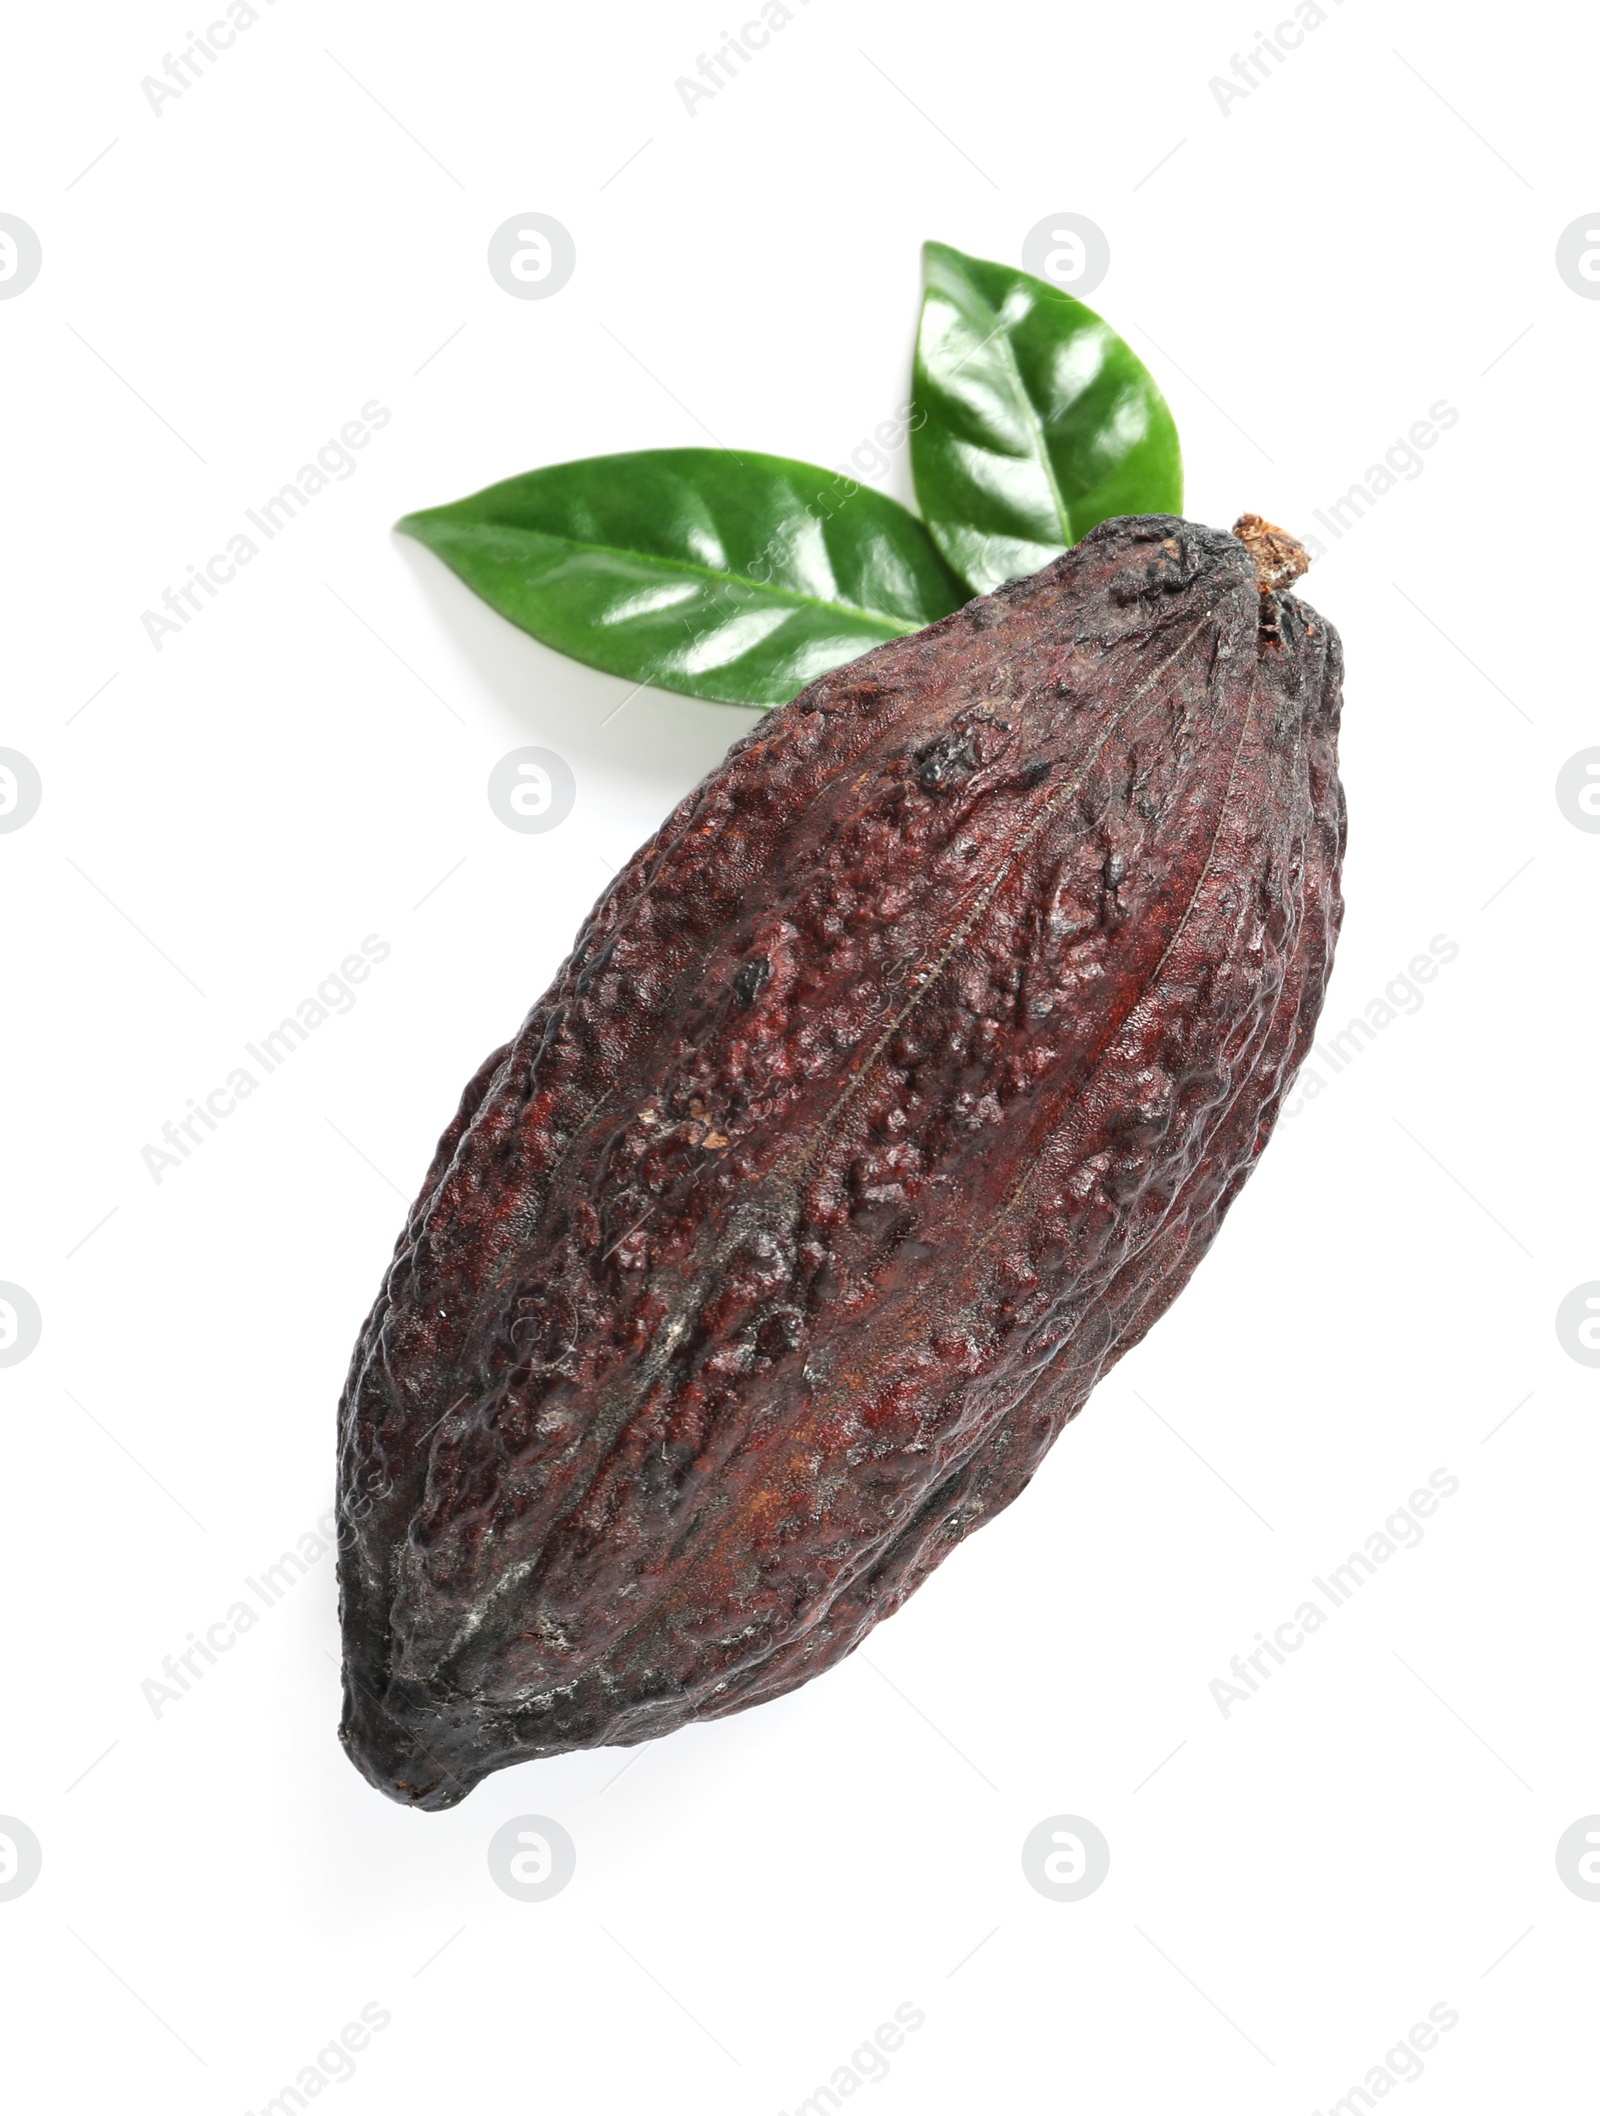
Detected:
left=1233, top=514, right=1310, bottom=594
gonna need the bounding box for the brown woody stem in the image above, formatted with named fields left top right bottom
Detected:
left=1232, top=513, right=1310, bottom=594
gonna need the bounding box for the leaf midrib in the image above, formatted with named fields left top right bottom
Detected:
left=408, top=515, right=929, bottom=636
left=949, top=279, right=1074, bottom=546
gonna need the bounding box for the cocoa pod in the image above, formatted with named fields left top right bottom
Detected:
left=337, top=512, right=1345, bottom=1808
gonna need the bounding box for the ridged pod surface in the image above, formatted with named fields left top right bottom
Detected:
left=337, top=512, right=1346, bottom=1807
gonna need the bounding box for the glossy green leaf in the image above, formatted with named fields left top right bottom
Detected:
left=397, top=449, right=968, bottom=709
left=911, top=240, right=1183, bottom=593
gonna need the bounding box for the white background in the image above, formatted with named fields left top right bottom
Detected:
left=2, top=0, right=1594, bottom=2108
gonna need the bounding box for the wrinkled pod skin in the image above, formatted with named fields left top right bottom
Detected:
left=337, top=513, right=1346, bottom=1808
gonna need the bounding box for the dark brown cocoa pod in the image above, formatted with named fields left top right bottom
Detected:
left=337, top=512, right=1345, bottom=1808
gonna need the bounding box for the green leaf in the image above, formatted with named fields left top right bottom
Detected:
left=397, top=448, right=968, bottom=709
left=911, top=240, right=1183, bottom=594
